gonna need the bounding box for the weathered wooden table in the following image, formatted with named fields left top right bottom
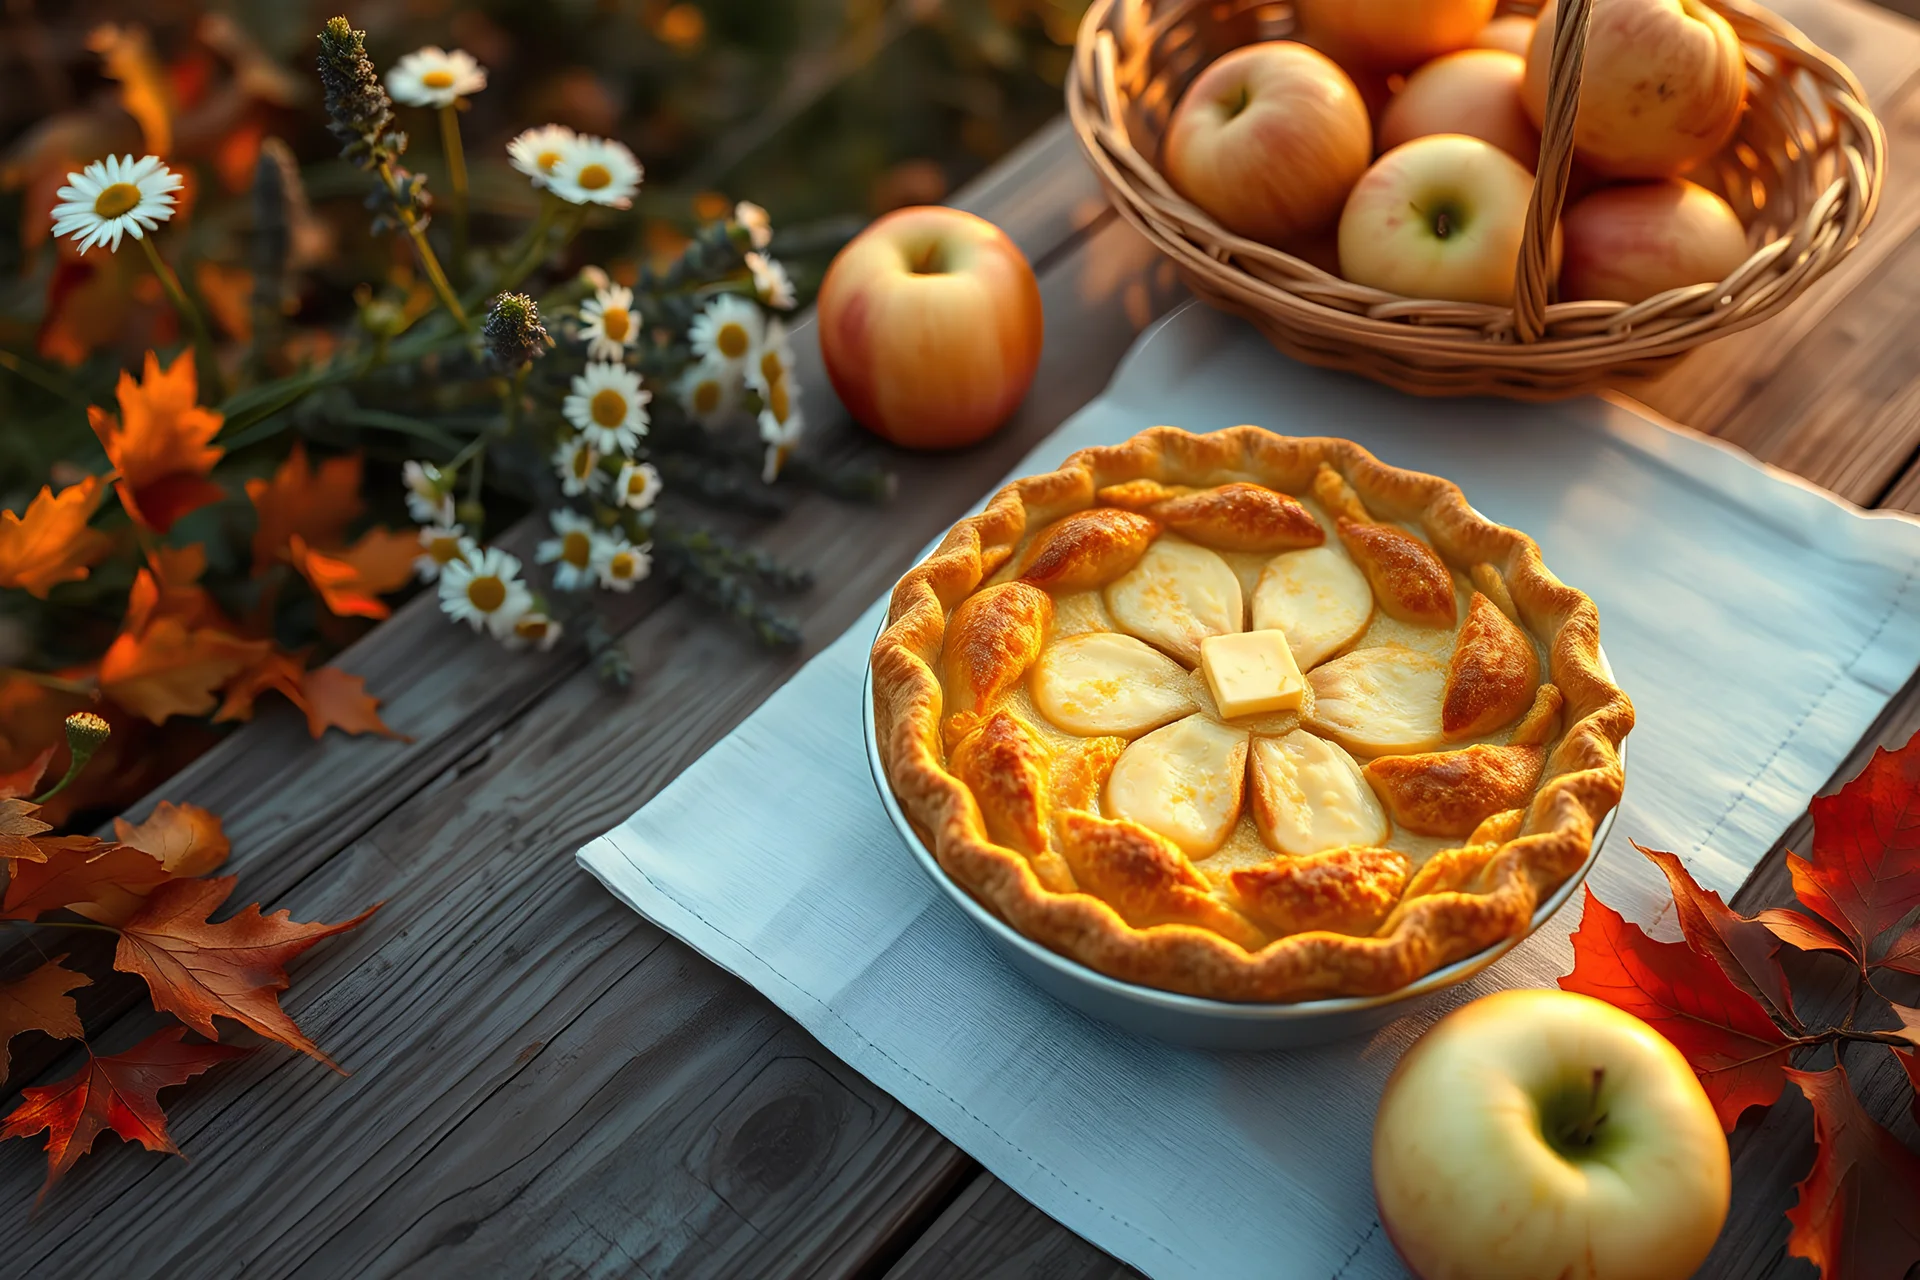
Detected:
left=7, top=0, right=1920, bottom=1273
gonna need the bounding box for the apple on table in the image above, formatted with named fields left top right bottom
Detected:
left=1374, top=988, right=1730, bottom=1280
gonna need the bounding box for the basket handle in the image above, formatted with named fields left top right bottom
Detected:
left=1513, top=0, right=1594, bottom=342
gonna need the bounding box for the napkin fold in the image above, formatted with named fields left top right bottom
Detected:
left=582, top=304, right=1920, bottom=1280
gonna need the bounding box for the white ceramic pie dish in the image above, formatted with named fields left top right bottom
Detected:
left=862, top=623, right=1620, bottom=1051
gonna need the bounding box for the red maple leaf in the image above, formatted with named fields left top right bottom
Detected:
left=1639, top=841, right=1800, bottom=1030
left=286, top=535, right=390, bottom=620
left=1897, top=1048, right=1920, bottom=1130
left=0, top=957, right=90, bottom=1081
left=0, top=1027, right=248, bottom=1203
left=1789, top=737, right=1920, bottom=957
left=0, top=746, right=57, bottom=800
left=2, top=841, right=171, bottom=924
left=1879, top=922, right=1920, bottom=976
left=1561, top=887, right=1798, bottom=1130
left=243, top=441, right=364, bottom=574
left=1784, top=1064, right=1920, bottom=1280
left=113, top=876, right=378, bottom=1069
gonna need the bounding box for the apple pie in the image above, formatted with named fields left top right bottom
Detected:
left=871, top=426, right=1632, bottom=1003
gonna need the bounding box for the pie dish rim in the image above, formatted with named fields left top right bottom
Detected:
left=869, top=424, right=1635, bottom=1003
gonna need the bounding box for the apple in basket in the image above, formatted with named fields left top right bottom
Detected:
left=1337, top=134, right=1559, bottom=305
left=1521, top=0, right=1748, bottom=179
left=817, top=206, right=1044, bottom=451
left=1560, top=180, right=1752, bottom=302
left=1373, top=989, right=1730, bottom=1280
left=1295, top=0, right=1500, bottom=71
left=1161, top=41, right=1373, bottom=247
left=1376, top=49, right=1541, bottom=167
left=1471, top=14, right=1537, bottom=56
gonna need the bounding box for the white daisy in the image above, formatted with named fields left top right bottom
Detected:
left=579, top=283, right=639, bottom=362
left=760, top=403, right=805, bottom=484
left=594, top=536, right=653, bottom=592
left=546, top=136, right=643, bottom=209
left=677, top=355, right=739, bottom=428
left=745, top=253, right=796, bottom=311
left=614, top=461, right=662, bottom=512
left=50, top=155, right=182, bottom=256
left=735, top=200, right=772, bottom=250
left=562, top=362, right=650, bottom=455
left=535, top=508, right=601, bottom=592
left=414, top=522, right=468, bottom=583
left=503, top=611, right=563, bottom=652
left=386, top=47, right=487, bottom=109
left=508, top=124, right=579, bottom=189
left=552, top=437, right=603, bottom=497
left=403, top=460, right=456, bottom=525
left=438, top=544, right=534, bottom=639
left=688, top=295, right=763, bottom=370
left=746, top=317, right=795, bottom=398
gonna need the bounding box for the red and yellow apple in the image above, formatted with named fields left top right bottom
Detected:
left=1338, top=134, right=1557, bottom=304
left=1471, top=14, right=1537, bottom=56
left=1377, top=50, right=1541, bottom=167
left=817, top=206, right=1043, bottom=451
left=1373, top=989, right=1730, bottom=1280
left=1296, top=0, right=1498, bottom=70
left=1163, top=42, right=1373, bottom=246
left=1522, top=0, right=1747, bottom=178
left=1560, top=179, right=1750, bottom=302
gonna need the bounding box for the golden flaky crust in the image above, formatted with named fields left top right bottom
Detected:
left=871, top=426, right=1633, bottom=1003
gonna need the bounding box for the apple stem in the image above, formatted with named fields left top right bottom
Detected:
left=1563, top=1067, right=1608, bottom=1149
left=1433, top=209, right=1452, bottom=240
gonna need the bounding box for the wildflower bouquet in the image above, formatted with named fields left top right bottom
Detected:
left=0, top=14, right=886, bottom=815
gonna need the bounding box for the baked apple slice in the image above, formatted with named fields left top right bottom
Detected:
left=1250, top=545, right=1374, bottom=668
left=1229, top=846, right=1411, bottom=937
left=1305, top=644, right=1449, bottom=755
left=1103, top=714, right=1250, bottom=856
left=1031, top=631, right=1197, bottom=738
left=1015, top=509, right=1159, bottom=592
left=1249, top=730, right=1390, bottom=856
left=1312, top=464, right=1456, bottom=628
left=1104, top=537, right=1244, bottom=665
left=1444, top=591, right=1540, bottom=741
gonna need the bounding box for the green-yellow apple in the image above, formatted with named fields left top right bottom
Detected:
left=1297, top=0, right=1498, bottom=70
left=1163, top=42, right=1373, bottom=246
left=1561, top=179, right=1750, bottom=302
left=1522, top=0, right=1747, bottom=178
left=817, top=206, right=1042, bottom=451
left=1377, top=50, right=1540, bottom=167
left=1337, top=134, right=1558, bottom=304
left=1471, top=14, right=1537, bottom=56
left=1373, top=989, right=1730, bottom=1280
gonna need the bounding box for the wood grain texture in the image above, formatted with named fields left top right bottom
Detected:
left=883, top=1172, right=1139, bottom=1280
left=0, top=144, right=1188, bottom=1275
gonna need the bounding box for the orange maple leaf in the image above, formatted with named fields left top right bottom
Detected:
left=0, top=957, right=90, bottom=1082
left=0, top=1027, right=248, bottom=1204
left=113, top=801, right=229, bottom=878
left=0, top=797, right=54, bottom=861
left=244, top=441, right=364, bottom=574
left=287, top=535, right=388, bottom=620
left=0, top=747, right=56, bottom=800
left=334, top=526, right=420, bottom=595
left=300, top=665, right=403, bottom=740
left=88, top=351, right=225, bottom=533
left=0, top=477, right=113, bottom=598
left=99, top=617, right=268, bottom=724
left=212, top=647, right=307, bottom=724
left=113, top=875, right=379, bottom=1069
left=147, top=542, right=206, bottom=590
left=2, top=841, right=169, bottom=924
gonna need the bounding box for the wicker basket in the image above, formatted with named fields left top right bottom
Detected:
left=1067, top=0, right=1886, bottom=398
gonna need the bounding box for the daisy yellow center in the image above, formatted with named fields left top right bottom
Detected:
left=93, top=183, right=142, bottom=218
left=602, top=308, right=631, bottom=342
left=578, top=164, right=613, bottom=191
left=428, top=535, right=463, bottom=565
left=537, top=150, right=562, bottom=173
left=610, top=552, right=636, bottom=579
left=570, top=449, right=594, bottom=479
left=768, top=376, right=791, bottom=424
left=467, top=575, right=507, bottom=613
left=627, top=473, right=651, bottom=499
left=562, top=530, right=592, bottom=567
left=517, top=617, right=551, bottom=641
left=590, top=388, right=628, bottom=427
left=692, top=380, right=722, bottom=414
left=717, top=322, right=749, bottom=360
left=422, top=69, right=457, bottom=88
left=759, top=351, right=782, bottom=383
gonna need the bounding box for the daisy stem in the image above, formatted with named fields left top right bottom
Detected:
left=138, top=235, right=227, bottom=404
left=438, top=104, right=470, bottom=276
left=378, top=160, right=472, bottom=332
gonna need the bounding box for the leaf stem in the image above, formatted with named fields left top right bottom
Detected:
left=438, top=104, right=470, bottom=275
left=6, top=919, right=120, bottom=935
left=0, top=350, right=87, bottom=405
left=138, top=234, right=227, bottom=403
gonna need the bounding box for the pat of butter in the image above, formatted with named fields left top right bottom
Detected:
left=1200, top=629, right=1304, bottom=719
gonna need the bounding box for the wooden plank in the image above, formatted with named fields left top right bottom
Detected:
left=884, top=1172, right=1139, bottom=1280
left=0, top=212, right=1188, bottom=1274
